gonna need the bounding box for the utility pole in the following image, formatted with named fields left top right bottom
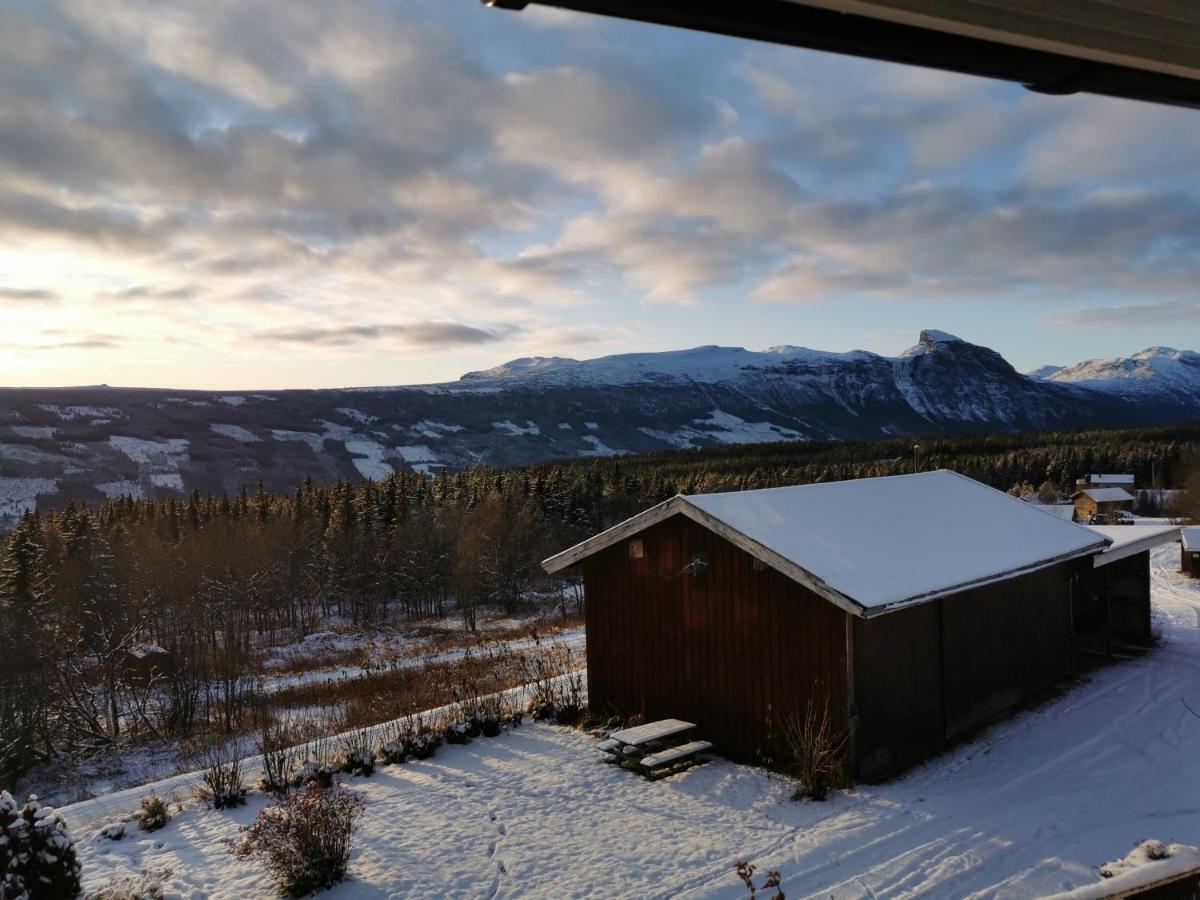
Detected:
left=913, top=443, right=921, bottom=473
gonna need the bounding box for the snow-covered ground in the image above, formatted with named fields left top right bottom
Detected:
left=66, top=544, right=1200, bottom=898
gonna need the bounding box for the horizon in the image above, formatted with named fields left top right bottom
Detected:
left=0, top=327, right=1192, bottom=393
left=2, top=1, right=1199, bottom=389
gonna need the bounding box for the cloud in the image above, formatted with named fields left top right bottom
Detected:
left=0, top=287, right=59, bottom=304
left=1045, top=299, right=1200, bottom=330
left=253, top=321, right=518, bottom=349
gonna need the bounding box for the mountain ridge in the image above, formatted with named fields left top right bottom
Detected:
left=1, top=330, right=1196, bottom=529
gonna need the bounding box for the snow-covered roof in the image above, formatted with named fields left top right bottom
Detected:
left=543, top=470, right=1109, bottom=617
left=1076, top=487, right=1135, bottom=503
left=1082, top=473, right=1135, bottom=485
left=1084, top=525, right=1180, bottom=567
left=1182, top=527, right=1200, bottom=551
left=1027, top=502, right=1075, bottom=521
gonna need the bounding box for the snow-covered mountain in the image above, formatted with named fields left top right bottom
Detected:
left=1, top=330, right=1196, bottom=528
left=1036, top=347, right=1200, bottom=407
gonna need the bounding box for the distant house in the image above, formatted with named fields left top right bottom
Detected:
left=1184, top=528, right=1200, bottom=577
left=543, top=470, right=1148, bottom=780
left=1073, top=487, right=1135, bottom=523
left=1076, top=474, right=1137, bottom=491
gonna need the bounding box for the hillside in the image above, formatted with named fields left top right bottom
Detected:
left=2, top=330, right=1198, bottom=528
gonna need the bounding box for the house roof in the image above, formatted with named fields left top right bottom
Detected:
left=1085, top=525, right=1180, bottom=567
left=1083, top=474, right=1135, bottom=485
left=1076, top=487, right=1136, bottom=503
left=543, top=470, right=1110, bottom=617
left=1026, top=501, right=1076, bottom=521
left=485, top=1, right=1200, bottom=111
left=1183, top=528, right=1200, bottom=551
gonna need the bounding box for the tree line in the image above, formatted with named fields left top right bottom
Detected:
left=2, top=421, right=1198, bottom=786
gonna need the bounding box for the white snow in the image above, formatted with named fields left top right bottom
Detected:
left=621, top=471, right=1107, bottom=611
left=1047, top=346, right=1200, bottom=399
left=219, top=395, right=247, bottom=406
left=344, top=440, right=393, bottom=480
left=493, top=420, right=541, bottom=436
left=271, top=429, right=327, bottom=452
left=11, top=425, right=55, bottom=438
left=408, top=419, right=465, bottom=438
left=96, top=480, right=144, bottom=500
left=39, top=404, right=124, bottom=420
left=56, top=544, right=1200, bottom=898
left=149, top=473, right=184, bottom=490
left=210, top=423, right=259, bottom=443
left=108, top=435, right=189, bottom=468
left=410, top=463, right=443, bottom=477
left=1085, top=524, right=1180, bottom=566
left=0, top=476, right=56, bottom=520
left=1052, top=842, right=1200, bottom=899
left=643, top=409, right=804, bottom=448
left=578, top=435, right=625, bottom=457
left=1077, top=487, right=1135, bottom=503
left=396, top=445, right=437, bottom=463
left=557, top=422, right=572, bottom=430
left=337, top=407, right=376, bottom=424
left=1183, top=527, right=1200, bottom=551
left=1081, top=474, right=1135, bottom=486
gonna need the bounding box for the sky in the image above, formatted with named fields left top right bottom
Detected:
left=1, top=0, right=1199, bottom=390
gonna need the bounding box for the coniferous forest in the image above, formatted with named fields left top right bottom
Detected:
left=2, top=422, right=1198, bottom=788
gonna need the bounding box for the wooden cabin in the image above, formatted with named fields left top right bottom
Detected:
left=1073, top=487, right=1135, bottom=524
left=1183, top=528, right=1200, bottom=577
left=544, top=470, right=1124, bottom=781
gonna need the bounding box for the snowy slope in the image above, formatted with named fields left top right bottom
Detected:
left=2, top=330, right=1196, bottom=527
left=1044, top=346, right=1200, bottom=405
left=65, top=543, right=1200, bottom=899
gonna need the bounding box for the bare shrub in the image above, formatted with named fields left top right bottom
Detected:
left=230, top=783, right=365, bottom=897
left=136, top=795, right=170, bottom=832
left=196, top=739, right=247, bottom=809
left=336, top=728, right=375, bottom=777
left=290, top=735, right=337, bottom=789
left=777, top=698, right=850, bottom=801
left=376, top=715, right=441, bottom=765
left=516, top=636, right=584, bottom=724
left=257, top=720, right=300, bottom=794
left=735, top=860, right=785, bottom=899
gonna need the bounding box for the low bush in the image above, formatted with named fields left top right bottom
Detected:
left=136, top=795, right=170, bottom=833
left=376, top=716, right=441, bottom=765
left=196, top=740, right=247, bottom=809
left=289, top=736, right=337, bottom=789
left=230, top=783, right=365, bottom=897
left=0, top=790, right=83, bottom=899
left=336, top=730, right=375, bottom=778
left=777, top=698, right=850, bottom=802
left=85, top=868, right=172, bottom=899
left=257, top=720, right=301, bottom=794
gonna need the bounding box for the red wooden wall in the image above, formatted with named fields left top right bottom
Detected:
left=582, top=512, right=849, bottom=764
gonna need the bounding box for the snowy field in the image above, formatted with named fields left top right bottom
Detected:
left=68, top=544, right=1200, bottom=898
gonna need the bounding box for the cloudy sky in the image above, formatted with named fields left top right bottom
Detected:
left=2, top=0, right=1199, bottom=389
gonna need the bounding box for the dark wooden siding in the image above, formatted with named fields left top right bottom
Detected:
left=583, top=512, right=849, bottom=764
left=852, top=601, right=943, bottom=781
left=853, top=562, right=1075, bottom=779
left=941, top=562, right=1073, bottom=737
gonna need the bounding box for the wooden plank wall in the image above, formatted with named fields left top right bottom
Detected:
left=583, top=512, right=849, bottom=764
left=852, top=602, right=942, bottom=781
left=941, top=562, right=1074, bottom=738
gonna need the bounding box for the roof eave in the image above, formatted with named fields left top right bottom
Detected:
left=483, top=0, right=1200, bottom=111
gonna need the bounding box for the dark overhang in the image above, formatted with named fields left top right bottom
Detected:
left=483, top=1, right=1200, bottom=111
